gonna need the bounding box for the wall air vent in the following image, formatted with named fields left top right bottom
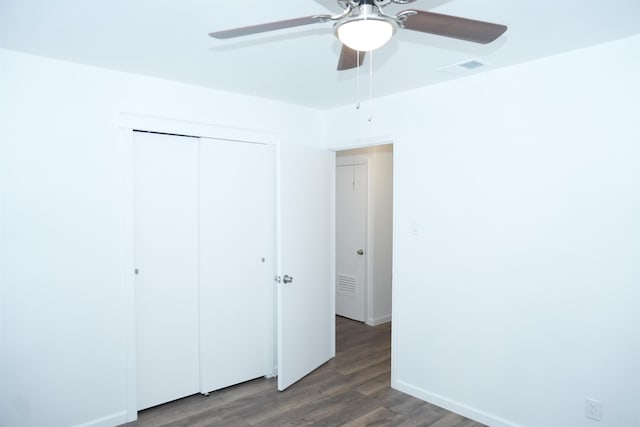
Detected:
left=337, top=274, right=357, bottom=296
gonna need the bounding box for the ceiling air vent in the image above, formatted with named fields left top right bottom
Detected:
left=439, top=59, right=489, bottom=75
left=458, top=60, right=485, bottom=70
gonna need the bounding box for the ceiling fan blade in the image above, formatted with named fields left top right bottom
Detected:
left=209, top=15, right=331, bottom=39
left=337, top=45, right=366, bottom=71
left=401, top=10, right=507, bottom=44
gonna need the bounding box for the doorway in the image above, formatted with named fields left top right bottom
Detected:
left=335, top=144, right=393, bottom=326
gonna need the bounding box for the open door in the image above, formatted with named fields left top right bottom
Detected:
left=277, top=142, right=334, bottom=391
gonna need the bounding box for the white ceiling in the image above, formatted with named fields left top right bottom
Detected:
left=1, top=0, right=639, bottom=109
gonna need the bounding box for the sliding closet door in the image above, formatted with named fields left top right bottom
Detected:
left=133, top=132, right=200, bottom=410
left=199, top=139, right=275, bottom=393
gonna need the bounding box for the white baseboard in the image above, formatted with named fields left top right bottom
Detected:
left=392, top=380, right=523, bottom=427
left=72, top=411, right=128, bottom=427
left=266, top=367, right=277, bottom=378
left=366, top=314, right=391, bottom=326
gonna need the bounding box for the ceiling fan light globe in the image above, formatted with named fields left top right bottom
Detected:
left=337, top=19, right=394, bottom=52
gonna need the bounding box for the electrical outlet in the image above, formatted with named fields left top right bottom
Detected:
left=585, top=398, right=602, bottom=421
left=411, top=221, right=420, bottom=235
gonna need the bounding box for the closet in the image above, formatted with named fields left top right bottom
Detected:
left=133, top=131, right=275, bottom=410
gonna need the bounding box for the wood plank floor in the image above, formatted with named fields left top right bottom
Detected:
left=124, top=316, right=486, bottom=427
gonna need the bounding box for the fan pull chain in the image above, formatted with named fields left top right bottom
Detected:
left=368, top=50, right=373, bottom=122
left=356, top=50, right=361, bottom=110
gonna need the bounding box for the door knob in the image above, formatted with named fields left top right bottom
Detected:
left=356, top=249, right=364, bottom=255
left=283, top=274, right=294, bottom=284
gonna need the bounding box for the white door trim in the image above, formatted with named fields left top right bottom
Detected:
left=118, top=113, right=279, bottom=145
left=117, top=113, right=278, bottom=422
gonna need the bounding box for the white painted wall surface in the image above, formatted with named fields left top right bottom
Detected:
left=327, top=35, right=640, bottom=427
left=370, top=149, right=393, bottom=326
left=337, top=145, right=393, bottom=326
left=2, top=31, right=639, bottom=427
left=0, top=48, right=325, bottom=427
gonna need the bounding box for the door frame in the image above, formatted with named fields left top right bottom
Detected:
left=117, top=113, right=279, bottom=422
left=330, top=138, right=397, bottom=381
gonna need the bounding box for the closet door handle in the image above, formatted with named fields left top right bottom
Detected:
left=282, top=275, right=294, bottom=284
left=356, top=249, right=364, bottom=255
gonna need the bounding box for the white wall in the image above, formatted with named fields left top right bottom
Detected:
left=0, top=48, right=325, bottom=427
left=2, top=31, right=639, bottom=427
left=336, top=145, right=393, bottom=326
left=370, top=148, right=393, bottom=325
left=327, top=35, right=640, bottom=427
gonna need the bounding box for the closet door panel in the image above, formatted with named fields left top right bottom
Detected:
left=133, top=132, right=200, bottom=410
left=198, top=139, right=275, bottom=393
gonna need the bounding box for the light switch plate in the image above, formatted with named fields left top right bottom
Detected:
left=585, top=398, right=602, bottom=421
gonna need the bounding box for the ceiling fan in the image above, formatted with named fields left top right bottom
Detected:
left=209, top=0, right=507, bottom=71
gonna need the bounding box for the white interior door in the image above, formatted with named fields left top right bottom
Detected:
left=336, top=163, right=367, bottom=322
left=277, top=142, right=334, bottom=391
left=199, top=138, right=275, bottom=393
left=133, top=131, right=200, bottom=410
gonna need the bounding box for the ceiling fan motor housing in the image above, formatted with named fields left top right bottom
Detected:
left=337, top=0, right=416, bottom=8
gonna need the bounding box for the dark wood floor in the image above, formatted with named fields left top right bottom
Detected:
left=125, top=316, right=486, bottom=427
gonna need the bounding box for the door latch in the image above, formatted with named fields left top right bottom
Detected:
left=275, top=275, right=294, bottom=284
